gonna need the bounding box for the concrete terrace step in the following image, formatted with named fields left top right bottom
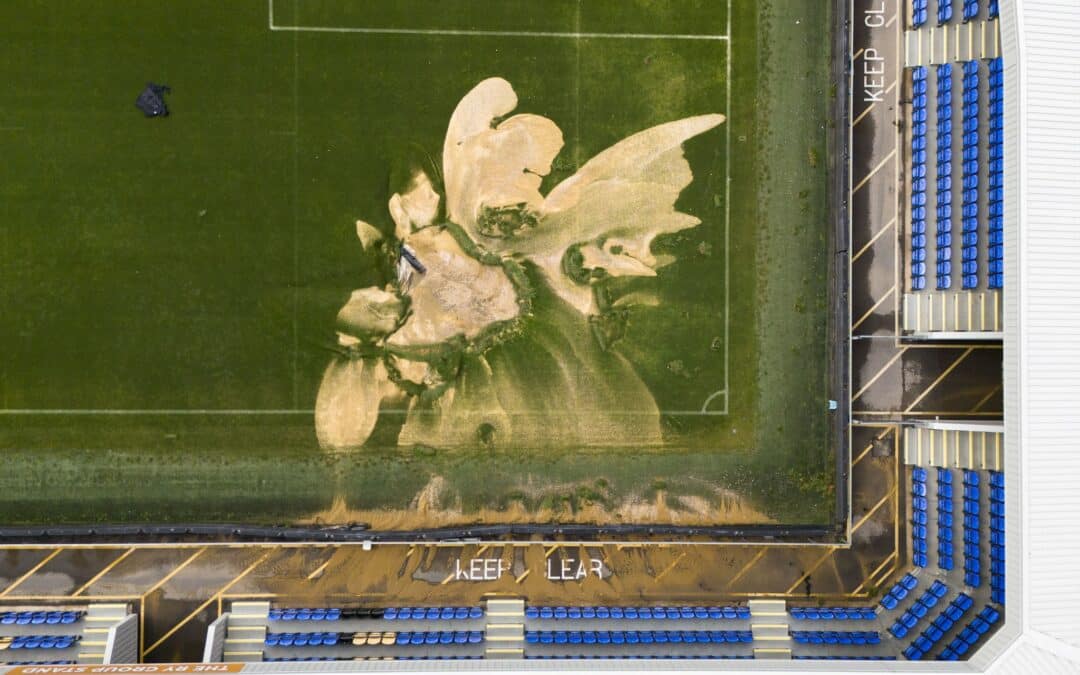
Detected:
left=748, top=599, right=788, bottom=617
left=755, top=647, right=793, bottom=659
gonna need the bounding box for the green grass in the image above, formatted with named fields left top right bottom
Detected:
left=0, top=0, right=835, bottom=528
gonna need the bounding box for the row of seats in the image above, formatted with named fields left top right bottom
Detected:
left=264, top=631, right=484, bottom=647
left=525, top=630, right=753, bottom=645
left=789, top=631, right=881, bottom=645
left=989, top=471, right=1006, bottom=604
left=911, top=65, right=930, bottom=290
left=913, top=0, right=929, bottom=27
left=903, top=593, right=974, bottom=660
left=888, top=580, right=950, bottom=639
left=0, top=635, right=80, bottom=650
left=524, top=655, right=754, bottom=660
left=794, top=655, right=896, bottom=661
left=912, top=468, right=930, bottom=567
left=788, top=607, right=876, bottom=621
left=937, top=469, right=956, bottom=571
left=963, top=0, right=980, bottom=21
left=987, top=57, right=1004, bottom=288
left=2, top=661, right=77, bottom=666
left=267, top=607, right=483, bottom=622
left=933, top=63, right=954, bottom=289
left=0, top=611, right=83, bottom=626
left=938, top=0, right=954, bottom=24
left=962, top=470, right=983, bottom=588
left=264, top=656, right=481, bottom=662
left=939, top=606, right=1001, bottom=660
left=989, top=0, right=999, bottom=18
left=384, top=607, right=482, bottom=621
left=525, top=606, right=750, bottom=621
left=959, top=61, right=981, bottom=289
left=880, top=573, right=919, bottom=611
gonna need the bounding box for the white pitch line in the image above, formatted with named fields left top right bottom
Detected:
left=268, top=0, right=727, bottom=41
left=723, top=0, right=732, bottom=416
left=270, top=24, right=729, bottom=41
left=0, top=410, right=314, bottom=415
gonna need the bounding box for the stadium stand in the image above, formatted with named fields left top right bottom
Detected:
left=879, top=573, right=919, bottom=611
left=902, top=593, right=974, bottom=660
left=0, top=605, right=135, bottom=665
left=887, top=580, right=949, bottom=639
left=938, top=606, right=1001, bottom=660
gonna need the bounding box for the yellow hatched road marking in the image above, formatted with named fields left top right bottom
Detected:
left=724, top=547, right=768, bottom=590
left=785, top=548, right=839, bottom=595
left=853, top=487, right=897, bottom=534
left=851, top=552, right=898, bottom=595
left=142, top=551, right=271, bottom=657
left=904, top=347, right=975, bottom=412
left=71, top=548, right=136, bottom=596
left=854, top=285, right=897, bottom=330
left=853, top=348, right=908, bottom=400
left=853, top=217, right=897, bottom=261
left=0, top=549, right=64, bottom=597
left=853, top=149, right=897, bottom=193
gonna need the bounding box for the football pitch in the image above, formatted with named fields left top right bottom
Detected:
left=0, top=0, right=836, bottom=531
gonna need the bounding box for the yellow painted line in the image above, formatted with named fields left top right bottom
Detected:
left=306, top=560, right=331, bottom=581
left=853, top=348, right=908, bottom=401
left=142, top=551, right=272, bottom=657
left=0, top=594, right=136, bottom=602
left=440, top=572, right=455, bottom=585
left=544, top=545, right=560, bottom=559
left=854, top=410, right=1001, bottom=416
left=724, top=547, right=769, bottom=590
left=904, top=347, right=975, bottom=412
left=0, top=549, right=63, bottom=597
left=853, top=47, right=865, bottom=61
left=853, top=427, right=895, bottom=467
left=851, top=552, right=898, bottom=595
left=853, top=149, right=897, bottom=193
left=71, top=548, right=136, bottom=596
left=515, top=570, right=530, bottom=584
left=785, top=547, right=839, bottom=595
left=853, top=284, right=897, bottom=330
left=970, top=384, right=1002, bottom=413
left=653, top=551, right=687, bottom=583
left=886, top=11, right=899, bottom=28
left=854, top=80, right=899, bottom=127
left=852, top=487, right=897, bottom=534
left=752, top=624, right=790, bottom=630
left=853, top=217, right=897, bottom=261
left=141, top=548, right=207, bottom=597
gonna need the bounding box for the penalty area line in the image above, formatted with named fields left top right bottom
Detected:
left=268, top=0, right=728, bottom=41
